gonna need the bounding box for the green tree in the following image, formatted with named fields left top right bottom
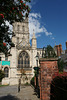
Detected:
left=0, top=70, right=5, bottom=82
left=42, top=45, right=57, bottom=58
left=58, top=58, right=64, bottom=72
left=0, top=0, right=31, bottom=55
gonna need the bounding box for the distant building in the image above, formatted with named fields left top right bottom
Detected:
left=54, top=44, right=62, bottom=57
left=61, top=41, right=67, bottom=72
left=54, top=41, right=67, bottom=72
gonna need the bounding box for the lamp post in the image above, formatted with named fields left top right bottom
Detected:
left=42, top=47, right=45, bottom=58
left=35, top=54, right=39, bottom=93
left=36, top=55, right=39, bottom=68
left=18, top=69, right=22, bottom=92
left=18, top=69, right=25, bottom=92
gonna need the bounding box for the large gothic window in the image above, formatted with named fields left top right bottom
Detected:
left=18, top=51, right=30, bottom=69
left=4, top=67, right=9, bottom=77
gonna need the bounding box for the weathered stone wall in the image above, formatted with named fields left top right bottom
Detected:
left=39, top=58, right=58, bottom=100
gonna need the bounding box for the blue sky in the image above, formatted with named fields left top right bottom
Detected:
left=29, top=0, right=67, bottom=50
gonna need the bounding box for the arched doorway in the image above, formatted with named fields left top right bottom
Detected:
left=4, top=67, right=9, bottom=77
left=18, top=51, right=30, bottom=69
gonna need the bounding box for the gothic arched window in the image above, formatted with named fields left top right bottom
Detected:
left=18, top=51, right=30, bottom=69
left=17, top=25, right=20, bottom=32
left=22, top=25, right=25, bottom=32
left=4, top=67, right=9, bottom=77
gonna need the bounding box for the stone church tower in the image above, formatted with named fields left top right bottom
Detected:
left=2, top=18, right=43, bottom=85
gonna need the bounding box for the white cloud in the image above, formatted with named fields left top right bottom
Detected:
left=37, top=34, right=41, bottom=37
left=27, top=0, right=37, bottom=9
left=5, top=12, right=55, bottom=40
left=50, top=35, right=55, bottom=40
left=29, top=0, right=37, bottom=8
left=29, top=13, right=54, bottom=39
left=29, top=13, right=41, bottom=18
left=52, top=37, right=55, bottom=40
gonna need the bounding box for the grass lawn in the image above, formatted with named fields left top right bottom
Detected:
left=0, top=84, right=9, bottom=87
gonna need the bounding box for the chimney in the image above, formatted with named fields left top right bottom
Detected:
left=65, top=41, right=67, bottom=54
left=66, top=40, right=67, bottom=50
left=59, top=44, right=62, bottom=54
left=55, top=44, right=62, bottom=57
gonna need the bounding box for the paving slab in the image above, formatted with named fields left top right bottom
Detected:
left=0, top=85, right=18, bottom=97
left=16, top=86, right=40, bottom=100
left=0, top=85, right=40, bottom=100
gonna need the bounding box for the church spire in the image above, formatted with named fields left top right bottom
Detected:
left=32, top=29, right=37, bottom=49
left=32, top=29, right=36, bottom=38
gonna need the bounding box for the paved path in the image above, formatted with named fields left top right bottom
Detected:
left=0, top=85, right=18, bottom=97
left=16, top=86, right=40, bottom=100
left=0, top=85, right=40, bottom=100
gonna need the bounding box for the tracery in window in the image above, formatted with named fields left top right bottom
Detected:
left=18, top=51, right=30, bottom=69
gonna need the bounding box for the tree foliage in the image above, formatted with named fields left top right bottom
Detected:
left=42, top=45, right=57, bottom=58
left=0, top=0, right=31, bottom=55
left=58, top=58, right=64, bottom=72
left=0, top=70, right=5, bottom=82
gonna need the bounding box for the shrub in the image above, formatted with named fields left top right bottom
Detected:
left=0, top=70, right=5, bottom=82
left=58, top=59, right=64, bottom=72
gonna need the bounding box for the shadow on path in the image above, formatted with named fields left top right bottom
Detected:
left=33, top=93, right=37, bottom=95
left=0, top=95, right=20, bottom=100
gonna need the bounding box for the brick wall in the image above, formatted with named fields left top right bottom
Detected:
left=39, top=58, right=58, bottom=100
